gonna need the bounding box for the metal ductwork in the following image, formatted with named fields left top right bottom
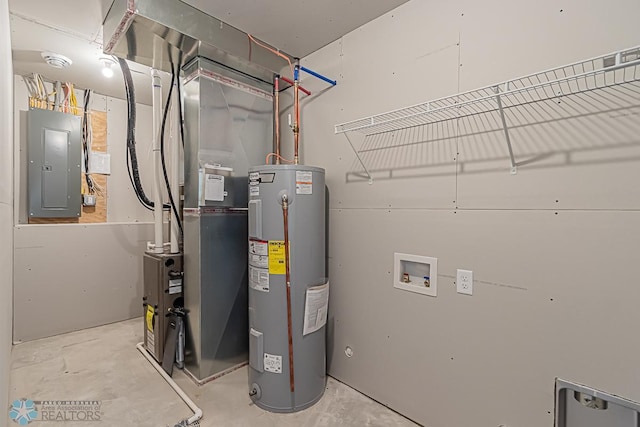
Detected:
left=103, top=0, right=294, bottom=82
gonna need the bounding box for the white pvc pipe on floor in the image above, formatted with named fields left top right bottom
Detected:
left=151, top=69, right=164, bottom=254
left=136, top=343, right=202, bottom=426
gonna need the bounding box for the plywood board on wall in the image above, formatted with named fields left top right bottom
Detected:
left=29, top=110, right=108, bottom=224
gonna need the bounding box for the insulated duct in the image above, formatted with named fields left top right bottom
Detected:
left=103, top=0, right=295, bottom=82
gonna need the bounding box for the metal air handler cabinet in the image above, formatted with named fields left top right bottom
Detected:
left=247, top=164, right=328, bottom=412
left=182, top=57, right=274, bottom=382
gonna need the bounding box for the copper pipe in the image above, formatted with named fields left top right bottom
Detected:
left=282, top=195, right=295, bottom=392
left=274, top=76, right=280, bottom=164
left=293, top=79, right=300, bottom=165
left=280, top=76, right=311, bottom=96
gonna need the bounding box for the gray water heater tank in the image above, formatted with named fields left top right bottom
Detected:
left=247, top=164, right=327, bottom=412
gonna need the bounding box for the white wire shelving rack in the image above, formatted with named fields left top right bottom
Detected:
left=335, top=46, right=640, bottom=181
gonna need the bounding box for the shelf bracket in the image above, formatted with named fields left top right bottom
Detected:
left=344, top=133, right=373, bottom=184
left=494, top=86, right=518, bottom=175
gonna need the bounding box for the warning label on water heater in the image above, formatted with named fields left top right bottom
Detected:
left=249, top=266, right=270, bottom=292
left=268, top=241, right=287, bottom=275
left=249, top=253, right=268, bottom=268
left=295, top=171, right=313, bottom=195
left=264, top=353, right=282, bottom=374
left=303, top=282, right=330, bottom=336
left=249, top=239, right=268, bottom=256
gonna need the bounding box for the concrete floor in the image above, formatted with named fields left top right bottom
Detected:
left=10, top=318, right=418, bottom=427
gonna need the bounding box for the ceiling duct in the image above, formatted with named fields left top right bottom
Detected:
left=103, top=0, right=294, bottom=83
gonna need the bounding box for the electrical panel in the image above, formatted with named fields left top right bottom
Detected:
left=28, top=109, right=81, bottom=218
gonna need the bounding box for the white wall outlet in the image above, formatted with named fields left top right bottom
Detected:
left=456, top=269, right=473, bottom=295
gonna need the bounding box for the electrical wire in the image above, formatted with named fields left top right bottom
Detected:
left=67, top=84, right=79, bottom=115
left=82, top=89, right=95, bottom=193
left=24, top=74, right=50, bottom=109
left=81, top=90, right=104, bottom=198
left=160, top=64, right=183, bottom=234
left=127, top=149, right=152, bottom=211
left=247, top=34, right=294, bottom=78
left=118, top=57, right=162, bottom=211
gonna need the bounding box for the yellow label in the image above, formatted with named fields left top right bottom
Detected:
left=146, top=305, right=154, bottom=332
left=268, top=241, right=286, bottom=275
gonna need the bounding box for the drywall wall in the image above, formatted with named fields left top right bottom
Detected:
left=13, top=223, right=153, bottom=342
left=295, top=0, right=640, bottom=426
left=0, top=0, right=13, bottom=421
left=12, top=76, right=162, bottom=341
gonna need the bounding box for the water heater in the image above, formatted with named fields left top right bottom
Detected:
left=247, top=164, right=327, bottom=412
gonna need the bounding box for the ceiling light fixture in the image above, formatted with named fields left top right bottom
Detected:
left=41, top=52, right=72, bottom=68
left=101, top=58, right=117, bottom=78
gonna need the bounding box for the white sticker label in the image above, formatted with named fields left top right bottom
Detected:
left=249, top=266, right=270, bottom=292
left=169, top=278, right=182, bottom=295
left=264, top=353, right=282, bottom=373
left=205, top=174, right=225, bottom=201
left=146, top=331, right=155, bottom=356
left=250, top=186, right=259, bottom=197
left=249, top=239, right=268, bottom=256
left=296, top=171, right=313, bottom=195
left=303, top=282, right=330, bottom=336
left=250, top=253, right=268, bottom=268
left=249, top=172, right=260, bottom=182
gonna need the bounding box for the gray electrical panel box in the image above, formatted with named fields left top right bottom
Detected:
left=28, top=109, right=81, bottom=218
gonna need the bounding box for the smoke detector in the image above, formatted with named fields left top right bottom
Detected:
left=41, top=52, right=72, bottom=68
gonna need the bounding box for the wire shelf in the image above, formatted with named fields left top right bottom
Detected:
left=335, top=46, right=640, bottom=179
left=336, top=46, right=640, bottom=135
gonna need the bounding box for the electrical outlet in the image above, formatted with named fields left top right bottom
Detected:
left=456, top=269, right=473, bottom=295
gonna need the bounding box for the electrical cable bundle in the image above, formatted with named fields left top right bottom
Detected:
left=24, top=74, right=80, bottom=114
left=64, top=83, right=79, bottom=115
left=117, top=57, right=159, bottom=211
left=118, top=56, right=182, bottom=235
left=23, top=74, right=48, bottom=109
left=81, top=89, right=103, bottom=197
